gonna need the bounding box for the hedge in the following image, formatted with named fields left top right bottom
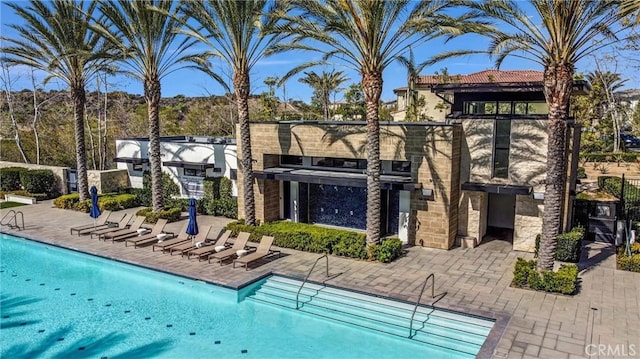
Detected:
left=132, top=172, right=180, bottom=207
left=20, top=169, right=57, bottom=197
left=533, top=227, right=584, bottom=262
left=617, top=243, right=640, bottom=272
left=53, top=193, right=139, bottom=212
left=202, top=177, right=237, bottom=218
left=135, top=207, right=181, bottom=223
left=0, top=167, right=27, bottom=191
left=580, top=152, right=640, bottom=163
left=598, top=176, right=640, bottom=210
left=225, top=221, right=404, bottom=262
left=512, top=258, right=579, bottom=295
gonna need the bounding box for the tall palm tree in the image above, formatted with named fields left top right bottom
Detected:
left=298, top=70, right=348, bottom=121
left=465, top=0, right=638, bottom=271
left=396, top=48, right=430, bottom=121
left=180, top=0, right=290, bottom=226
left=276, top=0, right=463, bottom=246
left=98, top=0, right=208, bottom=212
left=2, top=0, right=115, bottom=201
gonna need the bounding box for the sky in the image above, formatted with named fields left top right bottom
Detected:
left=1, top=1, right=639, bottom=104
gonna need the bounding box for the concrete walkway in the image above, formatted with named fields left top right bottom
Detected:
left=1, top=201, right=639, bottom=358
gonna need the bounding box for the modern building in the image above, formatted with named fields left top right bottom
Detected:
left=114, top=136, right=238, bottom=198
left=236, top=70, right=588, bottom=252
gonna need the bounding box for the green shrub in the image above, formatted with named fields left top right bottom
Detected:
left=581, top=152, right=640, bottom=163
left=225, top=220, right=379, bottom=261
left=136, top=207, right=181, bottom=223
left=202, top=177, right=237, bottom=218
left=134, top=172, right=180, bottom=207
left=617, top=253, right=640, bottom=272
left=0, top=167, right=27, bottom=191
left=20, top=169, right=57, bottom=197
left=577, top=166, right=586, bottom=179
left=371, top=238, right=403, bottom=263
left=53, top=193, right=80, bottom=209
left=512, top=258, right=579, bottom=295
left=555, top=227, right=584, bottom=262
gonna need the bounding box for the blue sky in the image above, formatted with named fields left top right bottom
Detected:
left=1, top=2, right=638, bottom=103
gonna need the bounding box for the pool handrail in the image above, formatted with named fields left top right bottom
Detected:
left=1, top=210, right=24, bottom=230
left=409, top=272, right=435, bottom=338
left=296, top=254, right=329, bottom=310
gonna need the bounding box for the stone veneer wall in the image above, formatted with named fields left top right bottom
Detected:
left=513, top=195, right=543, bottom=252
left=237, top=122, right=461, bottom=249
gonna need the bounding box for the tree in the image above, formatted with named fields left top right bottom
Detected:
left=464, top=0, right=639, bottom=271
left=0, top=62, right=29, bottom=163
left=298, top=70, right=348, bottom=121
left=2, top=0, right=115, bottom=201
left=277, top=0, right=463, bottom=245
left=336, top=84, right=365, bottom=121
left=586, top=70, right=627, bottom=152
left=395, top=48, right=431, bottom=121
left=180, top=0, right=291, bottom=226
left=98, top=0, right=208, bottom=212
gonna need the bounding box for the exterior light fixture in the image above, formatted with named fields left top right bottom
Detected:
left=533, top=192, right=544, bottom=200
left=421, top=188, right=433, bottom=196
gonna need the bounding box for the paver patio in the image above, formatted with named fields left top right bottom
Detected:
left=1, top=201, right=638, bottom=358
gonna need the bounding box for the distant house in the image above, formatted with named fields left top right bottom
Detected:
left=114, top=136, right=237, bottom=198
left=236, top=70, right=588, bottom=252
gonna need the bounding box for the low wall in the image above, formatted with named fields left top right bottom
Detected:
left=0, top=161, right=68, bottom=194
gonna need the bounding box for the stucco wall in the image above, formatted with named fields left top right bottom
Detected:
left=237, top=122, right=460, bottom=249
left=392, top=90, right=448, bottom=122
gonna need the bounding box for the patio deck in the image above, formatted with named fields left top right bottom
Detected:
left=1, top=200, right=638, bottom=358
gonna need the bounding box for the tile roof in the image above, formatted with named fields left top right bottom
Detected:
left=417, top=69, right=543, bottom=85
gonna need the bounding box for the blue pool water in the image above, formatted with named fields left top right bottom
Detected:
left=1, top=234, right=486, bottom=358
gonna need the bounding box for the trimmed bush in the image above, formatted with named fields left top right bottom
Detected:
left=133, top=173, right=180, bottom=207
left=136, top=207, right=181, bottom=223
left=225, top=221, right=384, bottom=261
left=367, top=238, right=404, bottom=263
left=20, top=169, right=57, bottom=197
left=555, top=227, right=584, bottom=262
left=512, top=258, right=579, bottom=295
left=0, top=167, right=27, bottom=191
left=202, top=177, right=237, bottom=218
left=577, top=166, right=586, bottom=179
left=617, top=254, right=640, bottom=272
left=53, top=193, right=80, bottom=209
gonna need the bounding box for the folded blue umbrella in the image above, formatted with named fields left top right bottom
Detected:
left=186, top=198, right=199, bottom=238
left=89, top=186, right=101, bottom=228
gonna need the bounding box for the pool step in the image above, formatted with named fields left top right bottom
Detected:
left=247, top=276, right=493, bottom=357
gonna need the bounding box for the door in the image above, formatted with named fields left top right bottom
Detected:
left=488, top=193, right=515, bottom=229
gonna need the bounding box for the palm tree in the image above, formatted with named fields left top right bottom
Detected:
left=98, top=0, right=208, bottom=212
left=396, top=48, right=430, bottom=121
left=276, top=0, right=463, bottom=246
left=465, top=0, right=638, bottom=271
left=298, top=70, right=348, bottom=121
left=180, top=0, right=290, bottom=226
left=2, top=0, right=115, bottom=201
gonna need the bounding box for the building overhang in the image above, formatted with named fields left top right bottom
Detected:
left=461, top=182, right=532, bottom=195
left=162, top=161, right=217, bottom=171
left=255, top=167, right=416, bottom=191
left=113, top=157, right=149, bottom=164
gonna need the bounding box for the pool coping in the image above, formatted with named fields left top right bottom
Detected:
left=2, top=230, right=509, bottom=358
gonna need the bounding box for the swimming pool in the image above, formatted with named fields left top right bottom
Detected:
left=1, top=233, right=492, bottom=358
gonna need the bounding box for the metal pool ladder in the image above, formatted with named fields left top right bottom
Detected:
left=409, top=273, right=435, bottom=338
left=1, top=210, right=25, bottom=230
left=296, top=254, right=329, bottom=309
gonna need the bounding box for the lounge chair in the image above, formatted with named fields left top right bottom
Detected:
left=100, top=215, right=147, bottom=242
left=90, top=213, right=133, bottom=239
left=152, top=223, right=191, bottom=252
left=125, top=218, right=172, bottom=248
left=208, top=232, right=251, bottom=265
left=168, top=226, right=211, bottom=256
left=233, top=236, right=280, bottom=270
left=70, top=210, right=115, bottom=235
left=186, top=230, right=232, bottom=261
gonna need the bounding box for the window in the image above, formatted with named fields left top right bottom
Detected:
left=230, top=169, right=237, bottom=180
left=281, top=155, right=303, bottom=165
left=312, top=157, right=366, bottom=170
left=132, top=163, right=143, bottom=171
left=464, top=101, right=496, bottom=115
left=527, top=102, right=548, bottom=114
left=493, top=120, right=511, bottom=178
left=497, top=102, right=512, bottom=114
left=184, top=168, right=205, bottom=177
left=391, top=161, right=411, bottom=173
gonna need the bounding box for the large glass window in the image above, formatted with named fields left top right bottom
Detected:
left=493, top=120, right=512, bottom=178
left=391, top=161, right=411, bottom=173
left=184, top=168, right=205, bottom=177
left=464, top=101, right=496, bottom=115
left=312, top=157, right=366, bottom=170
left=281, top=155, right=303, bottom=165
left=465, top=101, right=548, bottom=115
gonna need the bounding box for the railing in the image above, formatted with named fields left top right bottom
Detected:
left=296, top=254, right=329, bottom=310
left=1, top=210, right=25, bottom=230
left=409, top=273, right=435, bottom=338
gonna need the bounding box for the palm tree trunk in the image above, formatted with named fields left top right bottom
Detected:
left=538, top=64, right=573, bottom=271
left=362, top=71, right=383, bottom=246
left=145, top=77, right=164, bottom=212
left=235, top=70, right=256, bottom=226
left=71, top=84, right=89, bottom=201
